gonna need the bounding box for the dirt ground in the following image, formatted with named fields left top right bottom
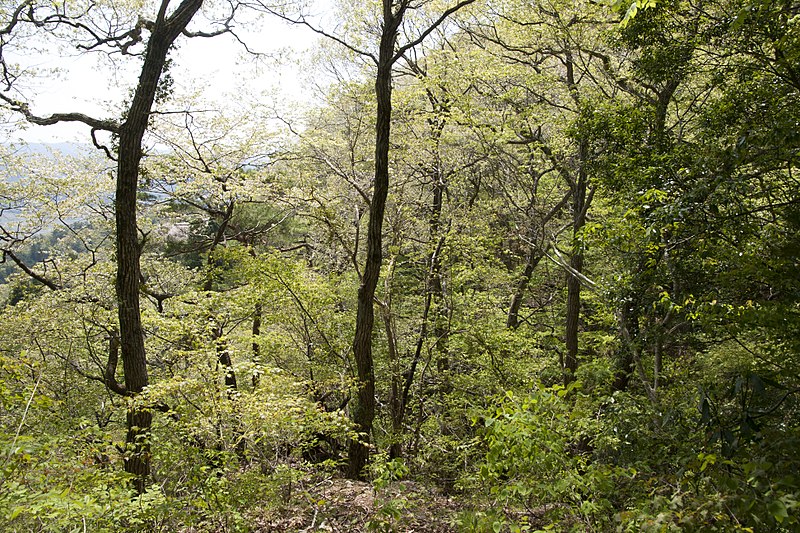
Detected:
left=253, top=478, right=465, bottom=532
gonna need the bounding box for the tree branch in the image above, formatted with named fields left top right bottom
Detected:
left=1, top=250, right=61, bottom=290
left=104, top=331, right=129, bottom=396
left=91, top=128, right=117, bottom=160
left=257, top=6, right=376, bottom=62
left=393, top=0, right=476, bottom=63
left=0, top=1, right=32, bottom=37
left=0, top=93, right=119, bottom=132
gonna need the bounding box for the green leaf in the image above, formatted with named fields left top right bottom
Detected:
left=768, top=500, right=789, bottom=523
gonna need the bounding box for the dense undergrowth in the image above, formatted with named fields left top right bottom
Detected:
left=2, top=0, right=800, bottom=530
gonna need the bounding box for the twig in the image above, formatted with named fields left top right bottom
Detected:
left=3, top=371, right=42, bottom=468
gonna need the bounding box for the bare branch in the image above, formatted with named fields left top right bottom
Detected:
left=182, top=1, right=240, bottom=38
left=1, top=249, right=61, bottom=290
left=0, top=93, right=120, bottom=132
left=258, top=6, right=376, bottom=62
left=91, top=128, right=117, bottom=160
left=72, top=17, right=148, bottom=55
left=392, top=0, right=476, bottom=64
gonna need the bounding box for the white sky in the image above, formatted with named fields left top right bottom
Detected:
left=4, top=10, right=321, bottom=144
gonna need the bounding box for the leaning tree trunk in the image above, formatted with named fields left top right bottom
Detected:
left=507, top=247, right=544, bottom=330
left=115, top=0, right=204, bottom=493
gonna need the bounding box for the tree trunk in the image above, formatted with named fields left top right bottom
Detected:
left=381, top=288, right=403, bottom=460
left=507, top=190, right=570, bottom=330
left=345, top=0, right=475, bottom=479
left=347, top=8, right=398, bottom=480
left=252, top=303, right=262, bottom=388
left=563, top=52, right=589, bottom=386
left=115, top=0, right=204, bottom=492
left=431, top=171, right=449, bottom=374
left=613, top=296, right=640, bottom=392
left=564, top=143, right=587, bottom=385
left=506, top=250, right=544, bottom=329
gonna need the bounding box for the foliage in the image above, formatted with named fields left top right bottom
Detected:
left=1, top=0, right=799, bottom=528
left=471, top=386, right=621, bottom=530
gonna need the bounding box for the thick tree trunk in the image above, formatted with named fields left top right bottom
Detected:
left=209, top=318, right=239, bottom=393
left=116, top=58, right=161, bottom=495
left=115, top=0, right=204, bottom=492
left=124, top=409, right=153, bottom=494
left=564, top=262, right=582, bottom=383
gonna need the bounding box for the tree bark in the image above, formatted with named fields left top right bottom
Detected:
left=563, top=52, right=589, bottom=386
left=115, top=0, right=204, bottom=493
left=345, top=0, right=476, bottom=479
left=252, top=303, right=262, bottom=388
left=346, top=6, right=399, bottom=479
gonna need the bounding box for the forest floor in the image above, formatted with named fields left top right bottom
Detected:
left=250, top=478, right=467, bottom=532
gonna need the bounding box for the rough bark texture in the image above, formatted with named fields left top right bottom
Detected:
left=115, top=0, right=204, bottom=493
left=346, top=0, right=476, bottom=479
left=347, top=3, right=402, bottom=480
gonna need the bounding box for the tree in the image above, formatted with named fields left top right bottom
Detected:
left=464, top=0, right=615, bottom=383
left=264, top=0, right=477, bottom=479
left=0, top=0, right=213, bottom=492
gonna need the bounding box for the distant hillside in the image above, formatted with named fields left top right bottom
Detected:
left=2, top=142, right=97, bottom=184
left=7, top=142, right=93, bottom=158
